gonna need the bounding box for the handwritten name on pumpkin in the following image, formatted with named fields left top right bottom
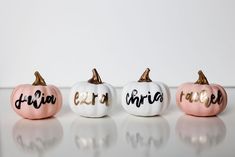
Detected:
left=126, top=89, right=163, bottom=108
left=73, top=92, right=109, bottom=106
left=15, top=90, right=56, bottom=109
left=179, top=90, right=223, bottom=107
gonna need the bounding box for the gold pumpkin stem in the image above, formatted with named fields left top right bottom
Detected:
left=88, top=68, right=103, bottom=84
left=195, top=70, right=209, bottom=85
left=138, top=68, right=152, bottom=82
left=32, top=71, right=47, bottom=86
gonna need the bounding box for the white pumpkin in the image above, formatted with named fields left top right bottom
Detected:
left=70, top=68, right=115, bottom=118
left=121, top=68, right=170, bottom=116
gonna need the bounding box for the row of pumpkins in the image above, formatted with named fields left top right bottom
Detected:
left=11, top=68, right=227, bottom=120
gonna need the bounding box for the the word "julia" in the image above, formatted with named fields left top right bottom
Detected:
left=73, top=92, right=109, bottom=106
left=180, top=90, right=223, bottom=107
left=15, top=90, right=56, bottom=109
left=126, top=89, right=163, bottom=107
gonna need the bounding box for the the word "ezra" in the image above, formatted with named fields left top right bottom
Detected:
left=73, top=92, right=109, bottom=106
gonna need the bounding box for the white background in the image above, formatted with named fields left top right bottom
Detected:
left=0, top=0, right=235, bottom=87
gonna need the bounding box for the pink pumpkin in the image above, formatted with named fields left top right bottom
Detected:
left=176, top=70, right=227, bottom=117
left=11, top=71, right=62, bottom=120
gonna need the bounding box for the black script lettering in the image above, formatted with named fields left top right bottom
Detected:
left=14, top=90, right=56, bottom=109
left=126, top=89, right=164, bottom=108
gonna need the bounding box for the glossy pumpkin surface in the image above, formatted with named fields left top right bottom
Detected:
left=176, top=70, right=227, bottom=117
left=11, top=71, right=62, bottom=119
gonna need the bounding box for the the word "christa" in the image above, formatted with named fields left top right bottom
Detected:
left=73, top=92, right=109, bottom=106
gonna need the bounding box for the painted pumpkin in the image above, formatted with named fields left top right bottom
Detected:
left=176, top=70, right=227, bottom=117
left=121, top=68, right=170, bottom=116
left=69, top=68, right=115, bottom=118
left=11, top=71, right=62, bottom=120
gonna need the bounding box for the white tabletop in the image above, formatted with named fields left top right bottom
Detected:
left=0, top=88, right=234, bottom=157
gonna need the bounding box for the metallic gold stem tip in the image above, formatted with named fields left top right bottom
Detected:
left=138, top=68, right=152, bottom=82
left=32, top=71, right=47, bottom=86
left=88, top=68, right=103, bottom=84
left=195, top=70, right=209, bottom=85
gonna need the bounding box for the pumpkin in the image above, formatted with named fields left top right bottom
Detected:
left=175, top=115, right=226, bottom=153
left=69, top=68, right=115, bottom=118
left=121, top=68, right=170, bottom=116
left=11, top=71, right=62, bottom=120
left=176, top=70, right=227, bottom=117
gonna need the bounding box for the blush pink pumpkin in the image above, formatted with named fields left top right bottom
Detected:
left=176, top=70, right=227, bottom=117
left=11, top=71, right=62, bottom=120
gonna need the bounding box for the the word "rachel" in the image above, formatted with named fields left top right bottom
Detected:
left=73, top=92, right=109, bottom=106
left=15, top=90, right=56, bottom=109
left=126, top=89, right=163, bottom=108
left=180, top=90, right=223, bottom=107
